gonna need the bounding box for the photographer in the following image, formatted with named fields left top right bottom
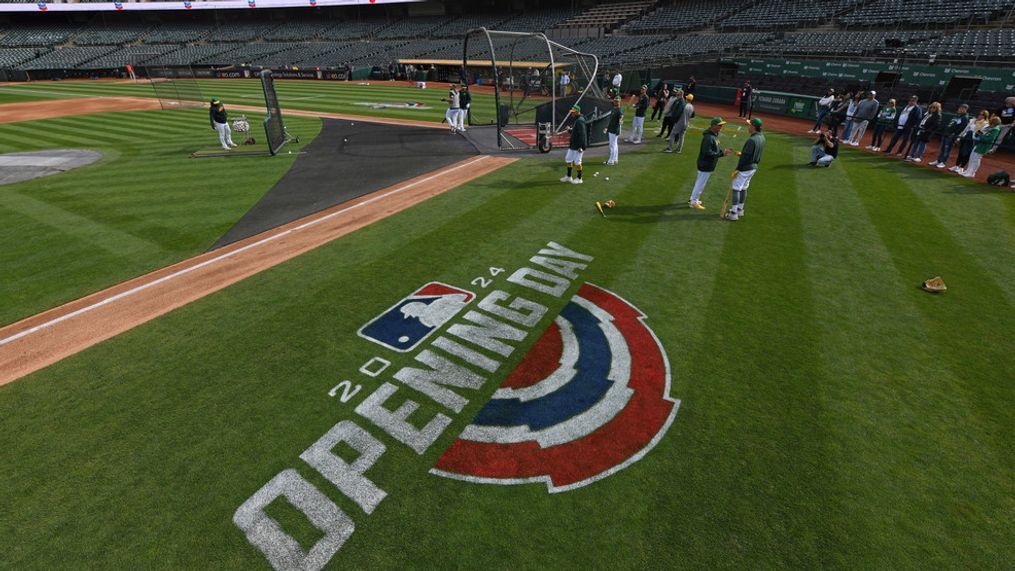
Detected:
left=809, top=124, right=838, bottom=167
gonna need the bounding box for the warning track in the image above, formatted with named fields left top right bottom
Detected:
left=0, top=154, right=516, bottom=386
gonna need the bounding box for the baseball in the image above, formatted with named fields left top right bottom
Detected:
left=605, top=177, right=610, bottom=181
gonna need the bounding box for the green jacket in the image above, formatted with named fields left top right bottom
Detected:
left=973, top=126, right=1000, bottom=154
left=876, top=106, right=897, bottom=126
left=460, top=90, right=472, bottom=108
left=607, top=107, right=623, bottom=135
left=737, top=132, right=765, bottom=171
left=668, top=99, right=685, bottom=120
left=210, top=104, right=227, bottom=126
left=634, top=94, right=649, bottom=117
left=696, top=129, right=724, bottom=173
left=569, top=115, right=588, bottom=150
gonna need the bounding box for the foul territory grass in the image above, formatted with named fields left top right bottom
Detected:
left=0, top=79, right=502, bottom=124
left=0, top=126, right=1010, bottom=568
left=0, top=108, right=322, bottom=325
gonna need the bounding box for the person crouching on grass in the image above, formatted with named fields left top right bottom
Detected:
left=688, top=117, right=734, bottom=210
left=209, top=98, right=237, bottom=151
left=726, top=118, right=765, bottom=221
left=809, top=124, right=838, bottom=167
left=561, top=105, right=588, bottom=185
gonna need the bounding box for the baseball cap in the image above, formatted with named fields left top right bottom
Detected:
left=685, top=94, right=694, bottom=102
left=870, top=90, right=877, bottom=96
left=571, top=104, right=581, bottom=112
left=749, top=117, right=763, bottom=129
left=710, top=117, right=727, bottom=126
left=211, top=98, right=220, bottom=104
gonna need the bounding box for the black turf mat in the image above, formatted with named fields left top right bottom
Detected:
left=211, top=118, right=478, bottom=249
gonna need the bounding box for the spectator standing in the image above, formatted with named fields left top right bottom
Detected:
left=904, top=101, right=941, bottom=162
left=951, top=109, right=990, bottom=174
left=991, top=96, right=1014, bottom=152
left=810, top=89, right=836, bottom=133
left=661, top=90, right=686, bottom=146
left=651, top=84, right=669, bottom=121
left=828, top=93, right=851, bottom=138
left=657, top=89, right=680, bottom=138
left=883, top=96, right=923, bottom=155
left=963, top=116, right=1002, bottom=178
left=847, top=91, right=879, bottom=146
left=738, top=81, right=752, bottom=118
left=868, top=98, right=897, bottom=151
left=842, top=93, right=862, bottom=141
left=664, top=94, right=695, bottom=153
left=929, top=103, right=970, bottom=168
left=686, top=75, right=697, bottom=96
left=612, top=70, right=623, bottom=91
left=560, top=71, right=570, bottom=96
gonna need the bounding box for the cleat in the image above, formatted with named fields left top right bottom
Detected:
left=725, top=212, right=739, bottom=221
left=571, top=178, right=584, bottom=185
left=560, top=176, right=572, bottom=183
left=936, top=163, right=947, bottom=168
left=690, top=202, right=705, bottom=210
left=912, top=158, right=921, bottom=163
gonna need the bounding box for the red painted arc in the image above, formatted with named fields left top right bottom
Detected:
left=499, top=321, right=563, bottom=390
left=434, top=283, right=673, bottom=489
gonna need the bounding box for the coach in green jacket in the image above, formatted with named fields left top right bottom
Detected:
left=726, top=117, right=765, bottom=221
left=688, top=117, right=733, bottom=209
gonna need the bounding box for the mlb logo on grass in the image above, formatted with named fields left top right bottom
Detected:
left=358, top=282, right=475, bottom=352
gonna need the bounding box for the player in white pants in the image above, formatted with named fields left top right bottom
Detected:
left=443, top=84, right=461, bottom=134
left=456, top=85, right=470, bottom=132
left=726, top=118, right=765, bottom=221
left=628, top=85, right=649, bottom=144
left=605, top=97, right=623, bottom=165
left=209, top=98, right=237, bottom=151
left=688, top=117, right=732, bottom=209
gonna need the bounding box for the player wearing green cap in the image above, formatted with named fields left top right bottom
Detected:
left=442, top=83, right=461, bottom=134
left=605, top=97, right=623, bottom=165
left=209, top=98, right=236, bottom=151
left=688, top=117, right=734, bottom=209
left=726, top=117, right=766, bottom=221
left=561, top=105, right=587, bottom=184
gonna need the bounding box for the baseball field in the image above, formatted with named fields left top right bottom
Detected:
left=0, top=79, right=1011, bottom=569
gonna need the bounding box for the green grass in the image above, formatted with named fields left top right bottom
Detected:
left=0, top=108, right=322, bottom=325
left=0, top=126, right=1011, bottom=568
left=0, top=79, right=501, bottom=124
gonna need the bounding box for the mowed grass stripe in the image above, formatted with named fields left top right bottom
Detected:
left=663, top=136, right=848, bottom=565
left=853, top=154, right=1015, bottom=301
left=0, top=111, right=323, bottom=325
left=793, top=146, right=1009, bottom=565
left=843, top=155, right=1013, bottom=455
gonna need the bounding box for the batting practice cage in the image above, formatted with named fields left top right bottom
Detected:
left=145, top=65, right=203, bottom=110
left=461, top=28, right=610, bottom=152
left=259, top=70, right=299, bottom=156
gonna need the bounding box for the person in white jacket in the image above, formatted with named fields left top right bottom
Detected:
left=809, top=88, right=836, bottom=133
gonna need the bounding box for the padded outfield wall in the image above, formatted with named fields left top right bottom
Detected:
left=724, top=57, right=1015, bottom=93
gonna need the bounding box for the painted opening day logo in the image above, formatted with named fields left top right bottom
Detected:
left=234, top=241, right=680, bottom=570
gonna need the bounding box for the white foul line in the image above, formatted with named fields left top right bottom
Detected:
left=0, top=155, right=491, bottom=347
